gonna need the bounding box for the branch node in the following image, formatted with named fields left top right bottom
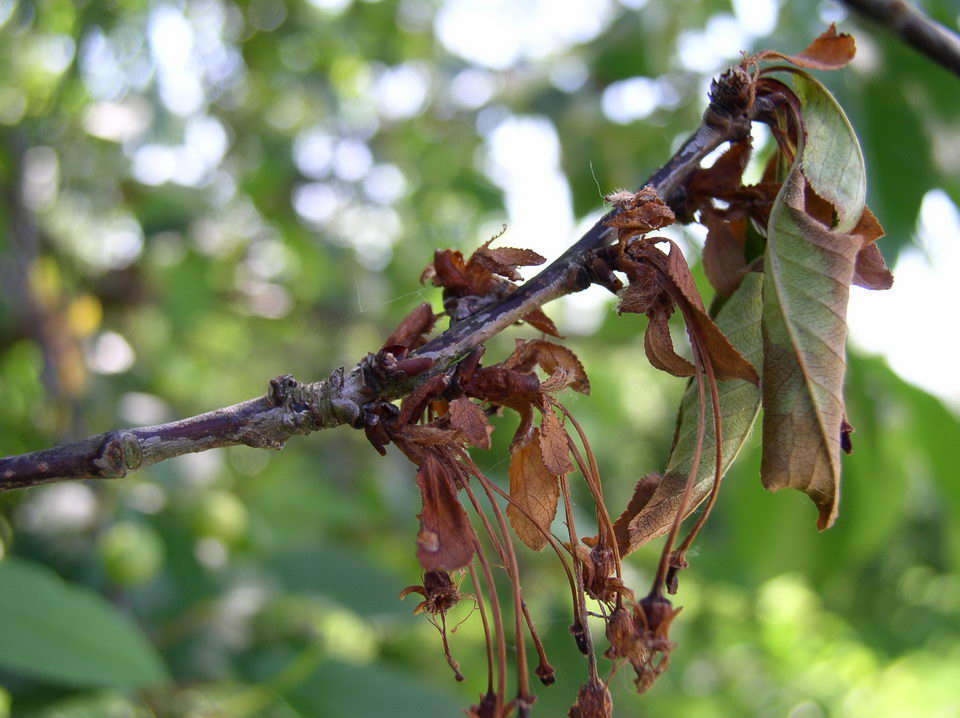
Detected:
left=93, top=430, right=142, bottom=479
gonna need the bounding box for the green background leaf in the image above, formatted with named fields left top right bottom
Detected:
left=0, top=558, right=168, bottom=688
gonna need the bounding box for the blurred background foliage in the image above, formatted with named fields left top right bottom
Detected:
left=1, top=0, right=959, bottom=716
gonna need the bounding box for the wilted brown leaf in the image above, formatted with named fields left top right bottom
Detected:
left=522, top=307, right=563, bottom=338
left=630, top=241, right=759, bottom=384
left=505, top=339, right=590, bottom=394
left=448, top=397, right=493, bottom=450
left=473, top=243, right=546, bottom=281
left=383, top=302, right=437, bottom=350
left=539, top=408, right=574, bottom=475
left=851, top=207, right=893, bottom=290
left=604, top=186, right=676, bottom=242
left=702, top=213, right=748, bottom=297
left=643, top=312, right=696, bottom=378
left=507, top=430, right=560, bottom=551
left=416, top=453, right=477, bottom=571
left=757, top=24, right=856, bottom=71
left=612, top=473, right=662, bottom=553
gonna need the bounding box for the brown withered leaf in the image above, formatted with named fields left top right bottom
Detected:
left=416, top=452, right=477, bottom=571
left=401, top=424, right=462, bottom=447
left=448, top=397, right=493, bottom=450
left=755, top=24, right=856, bottom=71
left=604, top=187, right=676, bottom=242
left=702, top=212, right=748, bottom=297
left=507, top=430, right=560, bottom=551
left=539, top=408, right=574, bottom=475
left=612, top=473, right=662, bottom=553
left=522, top=307, right=563, bottom=338
left=850, top=206, right=893, bottom=290
left=853, top=243, right=893, bottom=290
left=472, top=242, right=546, bottom=281
left=383, top=302, right=437, bottom=349
left=505, top=339, right=590, bottom=394
left=644, top=312, right=696, bottom=378
left=683, top=140, right=753, bottom=210
left=632, top=241, right=759, bottom=384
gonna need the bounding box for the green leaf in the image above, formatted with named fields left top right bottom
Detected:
left=284, top=660, right=467, bottom=718
left=789, top=72, right=866, bottom=233
left=760, top=73, right=867, bottom=529
left=0, top=557, right=168, bottom=688
left=615, top=272, right=764, bottom=555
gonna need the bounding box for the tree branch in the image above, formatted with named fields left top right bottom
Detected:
left=0, top=68, right=757, bottom=492
left=841, top=0, right=960, bottom=77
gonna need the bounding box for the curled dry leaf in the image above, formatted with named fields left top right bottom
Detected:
left=754, top=24, right=856, bottom=71
left=539, top=407, right=574, bottom=475
left=604, top=185, right=676, bottom=243
left=383, top=302, right=437, bottom=350
left=701, top=212, right=749, bottom=297
left=505, top=339, right=591, bottom=394
left=416, top=452, right=477, bottom=571
left=507, top=430, right=561, bottom=551
left=616, top=273, right=764, bottom=556
left=448, top=397, right=494, bottom=450
left=850, top=207, right=893, bottom=290
left=643, top=311, right=696, bottom=378
left=623, top=240, right=759, bottom=385
left=473, top=242, right=547, bottom=282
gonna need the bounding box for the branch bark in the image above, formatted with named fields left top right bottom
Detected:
left=0, top=68, right=758, bottom=492
left=841, top=0, right=960, bottom=77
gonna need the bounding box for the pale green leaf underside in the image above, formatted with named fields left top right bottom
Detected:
left=760, top=71, right=867, bottom=529
left=783, top=71, right=866, bottom=233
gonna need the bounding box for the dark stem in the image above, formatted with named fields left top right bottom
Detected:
left=0, top=68, right=757, bottom=491
left=841, top=0, right=960, bottom=77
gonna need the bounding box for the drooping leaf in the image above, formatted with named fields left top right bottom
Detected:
left=383, top=302, right=437, bottom=350
left=522, top=307, right=563, bottom=338
left=850, top=207, right=894, bottom=290
left=701, top=213, right=748, bottom=297
left=539, top=407, right=574, bottom=476
left=507, top=430, right=560, bottom=551
left=630, top=240, right=760, bottom=384
left=447, top=396, right=493, bottom=450
left=504, top=339, right=590, bottom=394
left=643, top=311, right=696, bottom=378
left=616, top=272, right=764, bottom=556
left=761, top=171, right=863, bottom=530
left=0, top=557, right=168, bottom=688
left=415, top=453, right=477, bottom=571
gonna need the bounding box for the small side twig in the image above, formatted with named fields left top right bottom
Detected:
left=841, top=0, right=960, bottom=77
